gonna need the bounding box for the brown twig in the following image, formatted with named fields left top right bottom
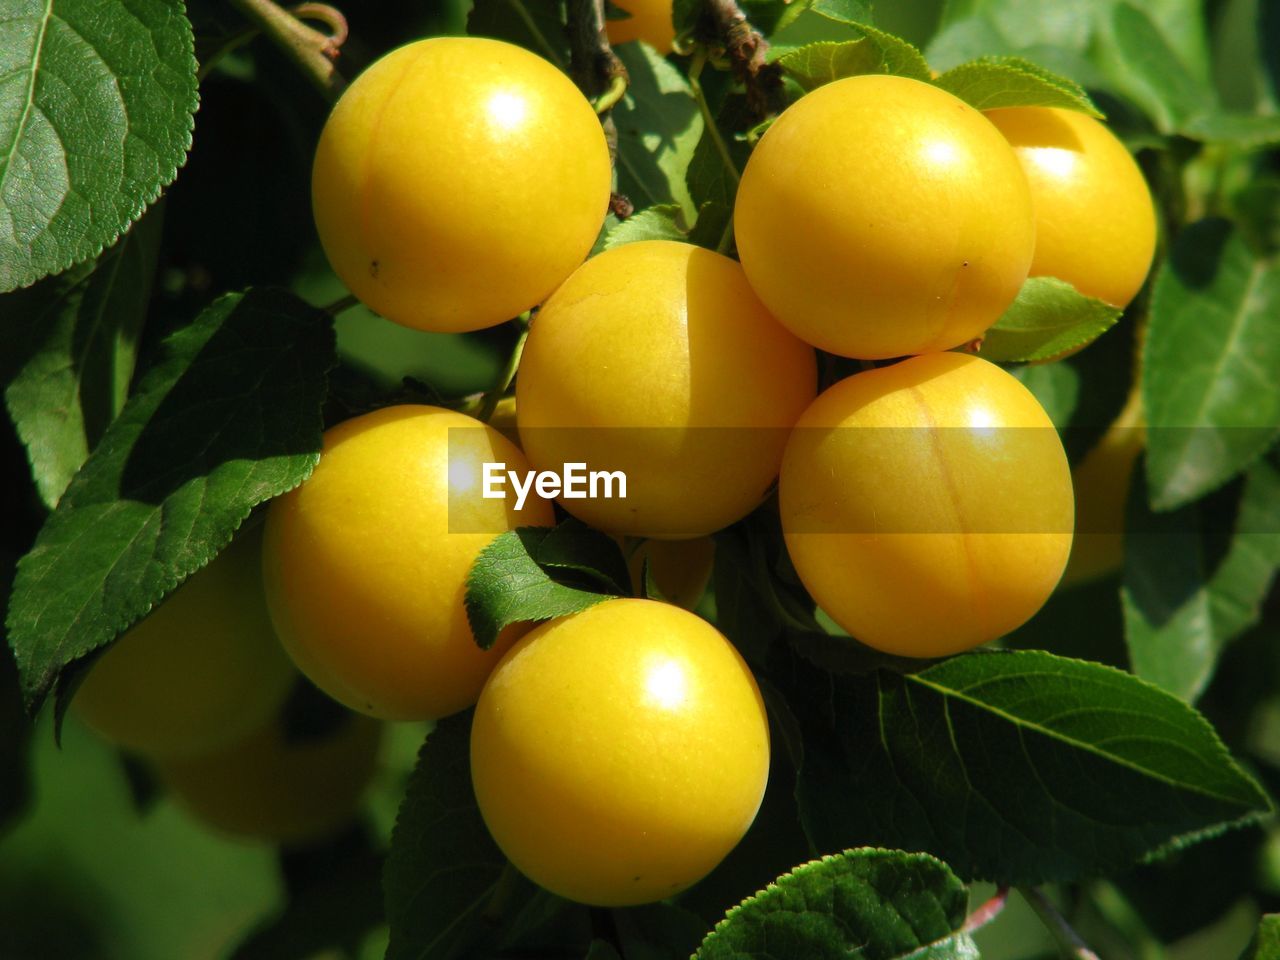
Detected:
left=962, top=886, right=1010, bottom=934
left=1021, top=887, right=1102, bottom=960
left=228, top=0, right=348, bottom=100
left=697, top=0, right=784, bottom=118
left=566, top=0, right=629, bottom=173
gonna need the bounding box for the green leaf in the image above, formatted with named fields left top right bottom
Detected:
left=936, top=0, right=1097, bottom=53
left=613, top=42, right=702, bottom=218
left=932, top=56, right=1102, bottom=115
left=1123, top=456, right=1280, bottom=702
left=6, top=288, right=334, bottom=711
left=1241, top=914, right=1280, bottom=960
left=787, top=648, right=1273, bottom=884
left=693, top=848, right=973, bottom=960
left=687, top=94, right=752, bottom=212
left=464, top=519, right=627, bottom=650
left=384, top=715, right=536, bottom=960
left=978, top=277, right=1122, bottom=363
left=603, top=205, right=686, bottom=249
left=467, top=0, right=569, bottom=69
left=0, top=0, right=197, bottom=291
left=0, top=206, right=163, bottom=508
left=586, top=941, right=624, bottom=960
left=1108, top=3, right=1214, bottom=131
left=777, top=20, right=932, bottom=83
left=1143, top=219, right=1280, bottom=510
left=1181, top=112, right=1280, bottom=148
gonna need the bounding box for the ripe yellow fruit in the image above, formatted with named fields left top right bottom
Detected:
left=471, top=598, right=769, bottom=905
left=985, top=107, right=1157, bottom=308
left=262, top=406, right=555, bottom=720
left=734, top=75, right=1035, bottom=360
left=780, top=353, right=1073, bottom=656
left=1061, top=386, right=1145, bottom=585
left=312, top=37, right=611, bottom=333
left=516, top=241, right=817, bottom=538
left=73, top=527, right=295, bottom=758
left=626, top=537, right=716, bottom=609
left=605, top=0, right=675, bottom=54
left=155, top=711, right=382, bottom=845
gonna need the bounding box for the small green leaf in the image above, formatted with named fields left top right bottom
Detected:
left=0, top=0, right=197, bottom=291
left=1143, top=219, right=1280, bottom=510
left=465, top=520, right=627, bottom=650
left=6, top=288, right=335, bottom=711
left=979, top=276, right=1122, bottom=363
left=777, top=25, right=932, bottom=88
left=787, top=649, right=1273, bottom=884
left=1241, top=914, right=1280, bottom=960
left=802, top=0, right=887, bottom=29
left=0, top=207, right=163, bottom=508
left=384, top=715, right=536, bottom=960
left=933, top=56, right=1102, bottom=115
left=603, top=205, right=686, bottom=249
left=777, top=39, right=907, bottom=90
left=613, top=42, right=703, bottom=218
left=693, top=848, right=972, bottom=960
left=1123, top=456, right=1280, bottom=702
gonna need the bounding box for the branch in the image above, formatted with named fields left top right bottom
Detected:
left=228, top=0, right=348, bottom=100
left=1021, top=887, right=1102, bottom=960
left=698, top=0, right=784, bottom=118
left=566, top=0, right=631, bottom=214
left=962, top=886, right=1010, bottom=934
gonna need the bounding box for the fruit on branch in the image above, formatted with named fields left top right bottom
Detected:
left=73, top=527, right=295, bottom=758
left=516, top=240, right=817, bottom=539
left=154, top=708, right=382, bottom=845
left=627, top=536, right=716, bottom=609
left=1061, top=385, right=1145, bottom=585
left=985, top=106, right=1157, bottom=308
left=262, top=406, right=554, bottom=720
left=312, top=37, right=611, bottom=333
left=605, top=0, right=676, bottom=54
left=470, top=598, right=769, bottom=905
left=780, top=353, right=1073, bottom=656
left=734, top=75, right=1035, bottom=360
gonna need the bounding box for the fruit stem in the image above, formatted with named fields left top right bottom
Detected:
left=962, top=886, right=1010, bottom=934
left=688, top=50, right=741, bottom=187
left=696, top=0, right=785, bottom=118
left=321, top=294, right=360, bottom=316
left=228, top=0, right=348, bottom=100
left=476, top=317, right=531, bottom=424
left=1020, top=887, right=1101, bottom=960
left=594, top=74, right=629, bottom=114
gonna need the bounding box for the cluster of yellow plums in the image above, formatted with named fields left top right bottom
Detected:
left=71, top=17, right=1156, bottom=907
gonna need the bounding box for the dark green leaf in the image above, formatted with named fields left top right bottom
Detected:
left=693, top=848, right=972, bottom=960
left=465, top=520, right=627, bottom=650
left=385, top=715, right=535, bottom=960
left=1123, top=456, right=1280, bottom=701
left=1241, top=914, right=1280, bottom=960
left=613, top=42, right=702, bottom=217
left=788, top=649, right=1272, bottom=884
left=467, top=0, right=569, bottom=69
left=6, top=288, right=334, bottom=711
left=0, top=0, right=197, bottom=291
left=687, top=94, right=752, bottom=215
left=1108, top=3, right=1214, bottom=131
left=932, top=56, right=1102, bottom=115
left=979, top=276, right=1122, bottom=363
left=1143, top=219, right=1280, bottom=510
left=586, top=941, right=624, bottom=960
left=0, top=207, right=163, bottom=507
left=0, top=553, right=30, bottom=833
left=614, top=902, right=708, bottom=960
